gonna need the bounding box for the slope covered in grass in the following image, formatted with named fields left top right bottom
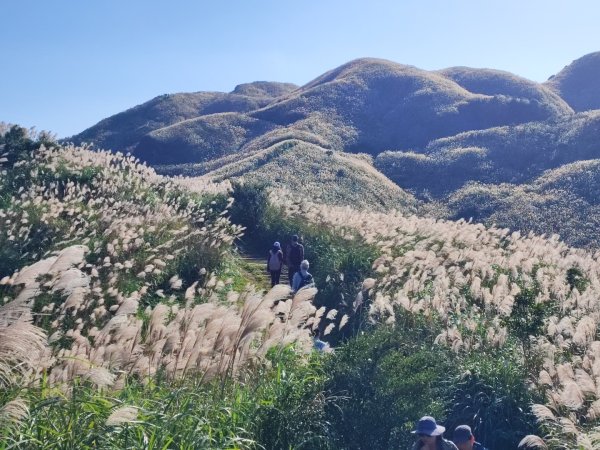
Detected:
left=6, top=124, right=600, bottom=448
left=286, top=196, right=600, bottom=448
left=251, top=57, right=571, bottom=155
left=438, top=66, right=572, bottom=116
left=445, top=159, right=600, bottom=249
left=205, top=139, right=419, bottom=212
left=545, top=51, right=600, bottom=112
left=376, top=110, right=600, bottom=197
left=69, top=81, right=298, bottom=152
left=71, top=57, right=574, bottom=168
left=135, top=112, right=279, bottom=165
left=0, top=126, right=345, bottom=447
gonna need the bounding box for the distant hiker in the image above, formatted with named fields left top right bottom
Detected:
left=312, top=329, right=331, bottom=352
left=411, top=416, right=458, bottom=450
left=286, top=234, right=304, bottom=286
left=292, top=259, right=314, bottom=294
left=452, top=425, right=488, bottom=450
left=266, top=241, right=284, bottom=287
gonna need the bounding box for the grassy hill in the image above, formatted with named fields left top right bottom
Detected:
left=69, top=81, right=298, bottom=152
left=438, top=66, right=572, bottom=116
left=445, top=159, right=600, bottom=249
left=134, top=112, right=279, bottom=165
left=206, top=139, right=419, bottom=212
left=250, top=57, right=571, bottom=155
left=545, top=51, right=600, bottom=112
left=376, top=110, right=600, bottom=198
left=5, top=125, right=600, bottom=448
left=70, top=57, right=574, bottom=167
left=63, top=52, right=600, bottom=253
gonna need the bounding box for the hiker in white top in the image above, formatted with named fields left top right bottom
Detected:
left=292, top=259, right=314, bottom=293
left=266, top=241, right=284, bottom=287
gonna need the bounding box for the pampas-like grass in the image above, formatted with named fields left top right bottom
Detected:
left=0, top=398, right=29, bottom=432
left=106, top=405, right=139, bottom=426
left=0, top=304, right=47, bottom=387
left=517, top=435, right=547, bottom=449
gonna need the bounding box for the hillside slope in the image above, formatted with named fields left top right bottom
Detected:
left=545, top=51, right=600, bottom=111
left=250, top=58, right=572, bottom=155
left=376, top=110, right=600, bottom=197
left=445, top=159, right=600, bottom=249
left=4, top=126, right=600, bottom=448
left=70, top=58, right=574, bottom=166
left=205, top=139, right=419, bottom=212
left=69, top=81, right=298, bottom=152
left=439, top=66, right=572, bottom=116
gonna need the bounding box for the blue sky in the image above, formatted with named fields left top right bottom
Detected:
left=2, top=0, right=598, bottom=137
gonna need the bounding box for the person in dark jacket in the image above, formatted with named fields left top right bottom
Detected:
left=285, top=234, right=304, bottom=286
left=266, top=241, right=284, bottom=287
left=411, top=416, right=458, bottom=450
left=452, top=425, right=488, bottom=450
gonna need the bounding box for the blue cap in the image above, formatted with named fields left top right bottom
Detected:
left=412, top=416, right=445, bottom=436
left=273, top=241, right=280, bottom=248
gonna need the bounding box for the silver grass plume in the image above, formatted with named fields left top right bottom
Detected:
left=106, top=405, right=139, bottom=426
left=0, top=302, right=47, bottom=387
left=0, top=398, right=29, bottom=433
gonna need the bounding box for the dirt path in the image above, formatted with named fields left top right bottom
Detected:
left=239, top=254, right=291, bottom=288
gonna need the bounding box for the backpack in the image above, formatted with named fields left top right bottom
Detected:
left=268, top=250, right=282, bottom=271
left=297, top=271, right=313, bottom=289
left=289, top=243, right=304, bottom=265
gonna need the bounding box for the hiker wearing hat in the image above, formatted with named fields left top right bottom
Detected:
left=452, top=425, right=488, bottom=450
left=411, top=416, right=458, bottom=450
left=285, top=234, right=304, bottom=286
left=266, top=241, right=284, bottom=287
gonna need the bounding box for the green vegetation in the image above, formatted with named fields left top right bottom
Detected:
left=2, top=348, right=330, bottom=450
left=6, top=111, right=600, bottom=450
left=230, top=181, right=379, bottom=340
left=323, top=312, right=540, bottom=450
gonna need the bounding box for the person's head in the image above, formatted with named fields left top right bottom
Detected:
left=453, top=425, right=475, bottom=450
left=300, top=260, right=309, bottom=271
left=273, top=241, right=281, bottom=250
left=292, top=234, right=299, bottom=243
left=412, top=416, right=445, bottom=445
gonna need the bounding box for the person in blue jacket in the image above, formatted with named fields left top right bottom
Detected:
left=291, top=259, right=314, bottom=294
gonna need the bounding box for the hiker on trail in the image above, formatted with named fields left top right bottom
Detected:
left=452, top=425, right=488, bottom=450
left=286, top=234, right=304, bottom=286
left=291, top=259, right=314, bottom=294
left=411, top=416, right=458, bottom=450
left=266, top=241, right=284, bottom=287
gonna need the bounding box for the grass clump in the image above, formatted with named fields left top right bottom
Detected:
left=2, top=347, right=332, bottom=450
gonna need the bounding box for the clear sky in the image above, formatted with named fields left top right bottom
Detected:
left=2, top=0, right=598, bottom=138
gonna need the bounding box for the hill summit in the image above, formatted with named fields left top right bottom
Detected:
left=545, top=51, right=600, bottom=111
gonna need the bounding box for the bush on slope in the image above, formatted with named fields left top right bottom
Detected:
left=282, top=197, right=600, bottom=448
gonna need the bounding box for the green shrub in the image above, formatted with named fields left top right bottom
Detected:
left=445, top=346, right=542, bottom=450
left=229, top=181, right=269, bottom=237
left=252, top=347, right=335, bottom=449
left=324, top=314, right=455, bottom=450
